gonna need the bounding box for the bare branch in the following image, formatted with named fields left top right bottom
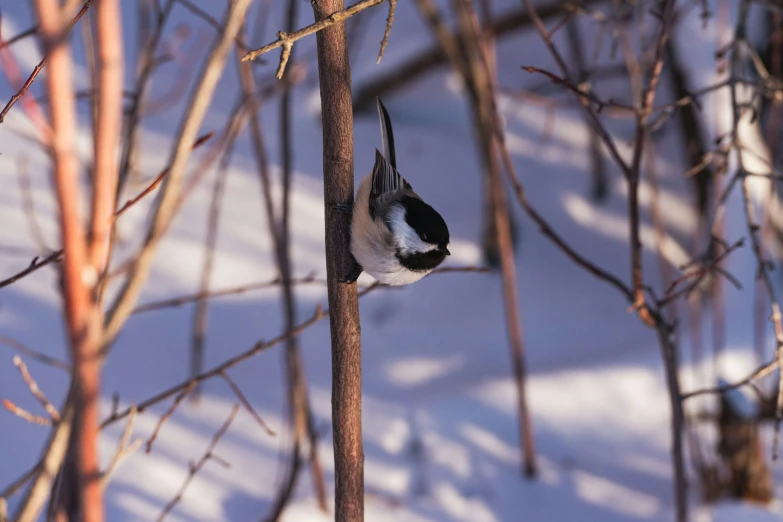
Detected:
left=12, top=356, right=60, bottom=422
left=0, top=334, right=69, bottom=370
left=0, top=0, right=95, bottom=123
left=376, top=0, right=396, bottom=64
left=145, top=384, right=194, bottom=454
left=242, top=0, right=386, bottom=77
left=3, top=399, right=52, bottom=426
left=156, top=404, right=239, bottom=521
left=133, top=274, right=323, bottom=314
left=101, top=406, right=141, bottom=490
left=219, top=371, right=275, bottom=436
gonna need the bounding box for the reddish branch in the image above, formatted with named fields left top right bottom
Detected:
left=35, top=0, right=102, bottom=519
left=89, top=0, right=124, bottom=274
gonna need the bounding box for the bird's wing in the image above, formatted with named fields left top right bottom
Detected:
left=370, top=149, right=412, bottom=220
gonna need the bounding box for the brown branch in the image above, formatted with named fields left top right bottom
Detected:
left=0, top=25, right=38, bottom=51
left=658, top=239, right=745, bottom=307
left=376, top=0, right=396, bottom=64
left=0, top=334, right=69, bottom=370
left=102, top=303, right=324, bottom=429
left=243, top=0, right=385, bottom=78
left=311, top=0, right=364, bottom=519
left=12, top=356, right=60, bottom=422
left=219, top=371, right=275, bottom=436
left=353, top=1, right=586, bottom=111
left=0, top=0, right=95, bottom=123
left=117, top=132, right=214, bottom=217
left=521, top=2, right=686, bottom=519
left=145, top=384, right=194, bottom=454
left=116, top=0, right=174, bottom=194
left=682, top=359, right=779, bottom=400
left=625, top=0, right=675, bottom=326
left=156, top=404, right=239, bottom=521
left=440, top=0, right=537, bottom=477
left=134, top=274, right=322, bottom=314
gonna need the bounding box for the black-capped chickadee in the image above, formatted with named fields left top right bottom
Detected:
left=347, top=98, right=451, bottom=285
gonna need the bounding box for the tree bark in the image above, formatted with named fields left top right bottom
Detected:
left=311, top=1, right=364, bottom=520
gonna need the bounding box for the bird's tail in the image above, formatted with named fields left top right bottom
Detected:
left=376, top=97, right=397, bottom=170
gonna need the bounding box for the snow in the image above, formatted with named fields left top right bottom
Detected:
left=1, top=0, right=783, bottom=521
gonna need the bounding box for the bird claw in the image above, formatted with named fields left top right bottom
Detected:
left=340, top=257, right=363, bottom=284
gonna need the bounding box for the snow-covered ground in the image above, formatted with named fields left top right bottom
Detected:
left=1, top=0, right=783, bottom=520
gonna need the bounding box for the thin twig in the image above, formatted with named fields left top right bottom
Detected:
left=0, top=0, right=95, bottom=123
left=0, top=25, right=38, bottom=51
left=0, top=463, right=41, bottom=499
left=12, top=356, right=60, bottom=422
left=188, top=97, right=247, bottom=402
left=12, top=386, right=76, bottom=522
left=133, top=274, right=322, bottom=314
left=242, top=0, right=385, bottom=76
left=682, top=358, right=779, bottom=399
left=376, top=0, right=396, bottom=64
left=0, top=334, right=69, bottom=370
left=156, top=404, right=239, bottom=521
left=101, top=406, right=141, bottom=490
left=219, top=371, right=275, bottom=436
left=353, top=0, right=594, bottom=111
left=145, top=384, right=194, bottom=453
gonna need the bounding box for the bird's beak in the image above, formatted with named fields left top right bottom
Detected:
left=442, top=247, right=451, bottom=256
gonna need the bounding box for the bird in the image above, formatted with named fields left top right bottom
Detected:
left=347, top=98, right=450, bottom=285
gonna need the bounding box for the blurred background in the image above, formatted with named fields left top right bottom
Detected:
left=2, top=0, right=783, bottom=520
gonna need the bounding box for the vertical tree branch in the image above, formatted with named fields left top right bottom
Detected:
left=311, top=1, right=364, bottom=519
left=456, top=0, right=537, bottom=478
left=34, top=1, right=103, bottom=520
left=90, top=0, right=123, bottom=274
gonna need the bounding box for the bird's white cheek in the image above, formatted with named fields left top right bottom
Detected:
left=387, top=206, right=437, bottom=254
